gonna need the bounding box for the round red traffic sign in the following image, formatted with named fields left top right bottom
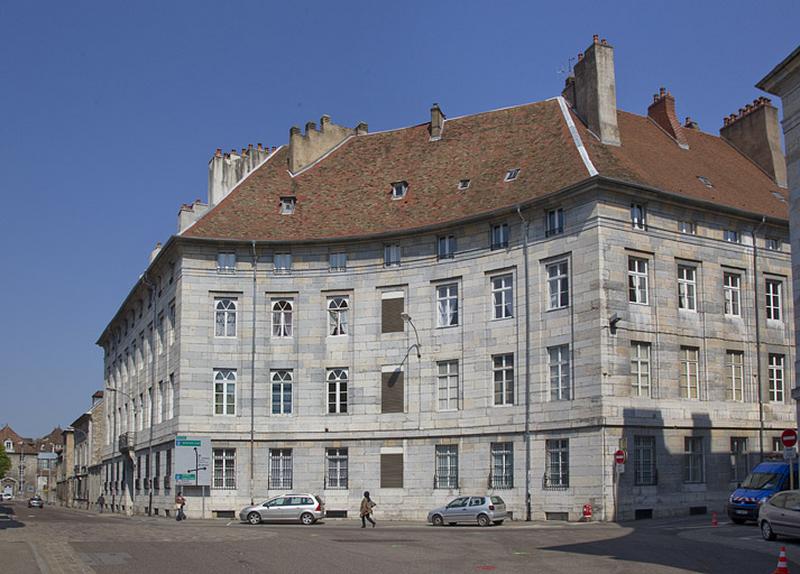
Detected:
left=614, top=450, right=626, bottom=464
left=782, top=429, right=798, bottom=448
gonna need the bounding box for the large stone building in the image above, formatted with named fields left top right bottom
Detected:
left=98, top=36, right=794, bottom=521
left=0, top=425, right=63, bottom=501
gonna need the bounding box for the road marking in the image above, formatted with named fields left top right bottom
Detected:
left=513, top=551, right=529, bottom=555
left=27, top=542, right=51, bottom=574
left=226, top=521, right=234, bottom=526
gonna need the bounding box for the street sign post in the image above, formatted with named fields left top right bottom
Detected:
left=781, top=429, right=797, bottom=448
left=614, top=449, right=626, bottom=474
left=782, top=429, right=798, bottom=490
left=174, top=436, right=212, bottom=519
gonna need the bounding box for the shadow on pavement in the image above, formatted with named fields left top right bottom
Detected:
left=0, top=503, right=26, bottom=530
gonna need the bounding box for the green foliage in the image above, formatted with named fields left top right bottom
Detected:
left=0, top=443, right=10, bottom=478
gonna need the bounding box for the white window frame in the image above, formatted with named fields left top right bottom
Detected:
left=633, top=436, right=656, bottom=486
left=271, top=369, right=293, bottom=415
left=271, top=298, right=293, bottom=338
left=766, top=279, right=782, bottom=321
left=548, top=345, right=571, bottom=401
left=214, top=297, right=237, bottom=338
left=723, top=272, right=741, bottom=317
left=631, top=203, right=646, bottom=230
left=436, top=283, right=459, bottom=327
left=269, top=449, right=292, bottom=490
left=326, top=368, right=348, bottom=414
left=726, top=350, right=744, bottom=402
left=434, top=445, right=459, bottom=489
left=327, top=296, right=350, bottom=336
left=279, top=196, right=296, bottom=215
left=213, top=448, right=236, bottom=490
left=491, top=274, right=513, bottom=319
left=492, top=353, right=514, bottom=406
left=490, top=442, right=513, bottom=489
left=437, top=360, right=459, bottom=411
left=391, top=181, right=408, bottom=199
left=769, top=354, right=785, bottom=403
left=546, top=208, right=564, bottom=237
left=631, top=342, right=651, bottom=397
left=504, top=168, right=520, bottom=182
left=325, top=448, right=348, bottom=490
left=628, top=257, right=649, bottom=305
left=213, top=368, right=236, bottom=416
left=546, top=260, right=569, bottom=310
left=545, top=439, right=569, bottom=488
left=677, top=264, right=697, bottom=311
left=684, top=437, right=705, bottom=483
left=680, top=346, right=700, bottom=400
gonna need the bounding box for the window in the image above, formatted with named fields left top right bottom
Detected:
left=684, top=437, right=705, bottom=483
left=269, top=449, right=293, bottom=490
left=157, top=315, right=165, bottom=354
left=491, top=275, right=513, bottom=319
left=3, top=440, right=12, bottom=452
left=631, top=342, right=651, bottom=397
left=490, top=442, right=513, bottom=489
left=724, top=272, right=741, bottom=316
left=678, top=220, right=696, bottom=235
left=731, top=438, right=749, bottom=483
left=628, top=257, right=649, bottom=304
left=457, top=179, right=470, bottom=190
left=766, top=279, right=782, bottom=321
left=697, top=175, right=713, bottom=188
left=391, top=181, right=408, bottom=199
left=435, top=445, right=458, bottom=489
left=677, top=265, right=697, bottom=311
left=546, top=208, right=564, bottom=237
left=772, top=437, right=784, bottom=452
left=437, top=235, right=456, bottom=260
left=547, top=261, right=569, bottom=310
left=548, top=345, right=571, bottom=401
left=769, top=354, right=785, bottom=403
left=380, top=453, right=404, bottom=488
left=381, top=291, right=404, bottom=333
left=155, top=381, right=162, bottom=425
left=274, top=253, right=292, bottom=273
left=217, top=252, right=235, bottom=273
left=329, top=252, right=347, bottom=272
left=436, top=284, right=459, bottom=327
left=545, top=439, right=569, bottom=488
left=271, top=370, right=293, bottom=415
left=493, top=354, right=514, bottom=406
left=213, top=369, right=236, bottom=415
left=680, top=347, right=700, bottom=399
left=271, top=298, right=293, bottom=337
left=327, top=296, right=349, bottom=336
left=327, top=368, right=348, bottom=414
left=504, top=168, right=520, bottom=182
left=766, top=237, right=781, bottom=251
left=437, top=360, right=459, bottom=411
left=384, top=244, right=401, bottom=267
left=631, top=204, right=646, bottom=230
left=381, top=367, right=404, bottom=413
left=214, top=298, right=237, bottom=338
left=279, top=196, right=296, bottom=214
left=726, top=351, right=744, bottom=401
left=491, top=224, right=509, bottom=250
left=168, top=303, right=176, bottom=346
left=160, top=380, right=167, bottom=423
left=213, top=449, right=236, bottom=489
left=634, top=436, right=656, bottom=485
left=724, top=229, right=740, bottom=243
left=325, top=448, right=348, bottom=490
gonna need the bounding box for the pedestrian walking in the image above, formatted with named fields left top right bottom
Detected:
left=97, top=494, right=105, bottom=513
left=175, top=491, right=186, bottom=521
left=359, top=491, right=376, bottom=528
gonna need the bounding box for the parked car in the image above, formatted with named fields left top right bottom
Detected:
left=28, top=496, right=44, bottom=508
left=759, top=490, right=800, bottom=540
left=427, top=495, right=507, bottom=527
left=727, top=461, right=798, bottom=523
left=1, top=493, right=12, bottom=501
left=239, top=493, right=324, bottom=525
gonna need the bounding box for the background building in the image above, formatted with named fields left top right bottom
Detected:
left=98, top=36, right=794, bottom=521
left=0, top=425, right=63, bottom=500
left=56, top=391, right=106, bottom=508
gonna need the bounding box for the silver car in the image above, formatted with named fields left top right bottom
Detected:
left=427, top=495, right=507, bottom=527
left=240, top=493, right=325, bottom=525
left=759, top=490, right=800, bottom=540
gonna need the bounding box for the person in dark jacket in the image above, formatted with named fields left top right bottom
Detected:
left=359, top=491, right=376, bottom=528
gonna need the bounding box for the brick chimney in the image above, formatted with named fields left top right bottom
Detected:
left=208, top=144, right=271, bottom=206
left=288, top=115, right=367, bottom=173
left=570, top=35, right=620, bottom=146
left=429, top=103, right=445, bottom=140
left=720, top=97, right=787, bottom=188
left=647, top=87, right=688, bottom=148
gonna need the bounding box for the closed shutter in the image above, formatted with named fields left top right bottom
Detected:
left=381, top=296, right=404, bottom=333
left=380, top=453, right=404, bottom=488
left=382, top=370, right=404, bottom=413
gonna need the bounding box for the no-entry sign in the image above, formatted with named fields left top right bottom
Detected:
left=782, top=429, right=798, bottom=449
left=614, top=450, right=627, bottom=464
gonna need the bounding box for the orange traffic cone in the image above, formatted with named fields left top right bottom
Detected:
left=773, top=546, right=789, bottom=574
left=711, top=512, right=718, bottom=527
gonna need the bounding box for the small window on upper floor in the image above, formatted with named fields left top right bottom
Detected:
left=437, top=235, right=456, bottom=260
left=546, top=208, right=564, bottom=237
left=329, top=252, right=347, bottom=272
left=458, top=179, right=471, bottom=190
left=217, top=252, right=236, bottom=273
left=504, top=168, right=520, bottom=182
left=391, top=181, right=408, bottom=200
left=631, top=204, right=646, bottom=230
left=724, top=229, right=740, bottom=243
left=491, top=224, right=509, bottom=250
left=678, top=220, right=696, bottom=235
left=274, top=253, right=292, bottom=273
left=279, top=196, right=296, bottom=215
left=766, top=237, right=781, bottom=251
left=697, top=176, right=713, bottom=188
left=384, top=244, right=401, bottom=267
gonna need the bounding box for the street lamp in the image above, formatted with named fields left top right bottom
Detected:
left=400, top=313, right=422, bottom=359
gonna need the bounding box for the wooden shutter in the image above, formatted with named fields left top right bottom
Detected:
left=381, top=370, right=404, bottom=413
left=380, top=453, right=404, bottom=488
left=381, top=296, right=404, bottom=333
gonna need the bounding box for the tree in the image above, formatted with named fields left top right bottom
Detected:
left=0, top=443, right=10, bottom=479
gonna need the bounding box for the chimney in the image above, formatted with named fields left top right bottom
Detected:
left=429, top=103, right=445, bottom=140
left=570, top=35, right=620, bottom=146
left=149, top=242, right=162, bottom=264
left=647, top=87, right=688, bottom=148
left=720, top=97, right=787, bottom=188
left=561, top=74, right=576, bottom=107
left=178, top=199, right=209, bottom=234
left=288, top=115, right=357, bottom=173
left=684, top=117, right=699, bottom=130
left=208, top=144, right=270, bottom=206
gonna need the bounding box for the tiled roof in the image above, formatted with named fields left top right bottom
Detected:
left=182, top=99, right=788, bottom=242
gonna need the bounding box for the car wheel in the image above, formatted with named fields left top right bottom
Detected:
left=493, top=520, right=504, bottom=526
left=761, top=520, right=777, bottom=541
left=432, top=514, right=444, bottom=527
left=247, top=512, right=262, bottom=525
left=300, top=512, right=315, bottom=525
left=731, top=517, right=746, bottom=525
left=477, top=514, right=490, bottom=527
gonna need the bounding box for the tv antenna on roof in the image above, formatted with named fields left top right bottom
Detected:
left=557, top=56, right=576, bottom=76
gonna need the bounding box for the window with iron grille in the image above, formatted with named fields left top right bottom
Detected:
left=271, top=369, right=293, bottom=415
left=726, top=350, right=744, bottom=401
left=634, top=436, right=656, bottom=485
left=730, top=437, right=749, bottom=483
left=545, top=439, right=569, bottom=488
left=684, top=437, right=704, bottom=483
left=214, top=297, right=237, bottom=338
left=493, top=353, right=514, bottom=406
left=325, top=448, right=348, bottom=490
left=548, top=345, right=571, bottom=401
left=491, top=275, right=513, bottom=319
left=435, top=445, right=458, bottom=489
left=490, top=442, right=513, bottom=489
left=271, top=298, right=293, bottom=338
left=269, top=449, right=293, bottom=490
left=213, top=448, right=236, bottom=489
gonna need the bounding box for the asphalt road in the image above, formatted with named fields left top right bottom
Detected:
left=1, top=501, right=797, bottom=574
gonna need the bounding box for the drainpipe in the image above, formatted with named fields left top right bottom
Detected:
left=142, top=272, right=157, bottom=516
left=752, top=217, right=766, bottom=461
left=250, top=241, right=257, bottom=506
left=516, top=207, right=532, bottom=522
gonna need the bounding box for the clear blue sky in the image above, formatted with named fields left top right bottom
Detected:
left=0, top=1, right=796, bottom=438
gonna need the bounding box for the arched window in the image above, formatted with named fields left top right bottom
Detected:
left=327, top=368, right=348, bottom=414
left=213, top=369, right=237, bottom=415
left=327, top=296, right=349, bottom=336
left=214, top=298, right=237, bottom=338
left=271, top=299, right=293, bottom=338
left=271, top=369, right=293, bottom=415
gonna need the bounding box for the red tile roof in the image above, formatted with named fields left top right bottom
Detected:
left=182, top=99, right=788, bottom=242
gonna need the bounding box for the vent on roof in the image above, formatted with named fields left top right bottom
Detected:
left=771, top=191, right=787, bottom=204
left=391, top=181, right=408, bottom=200
left=697, top=176, right=713, bottom=188
left=458, top=179, right=470, bottom=190
left=279, top=196, right=297, bottom=215
left=504, top=169, right=520, bottom=182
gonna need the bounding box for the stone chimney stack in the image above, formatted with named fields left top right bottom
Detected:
left=149, top=242, right=162, bottom=264
left=647, top=87, right=688, bottom=148
left=570, top=35, right=621, bottom=146
left=288, top=115, right=364, bottom=173
left=178, top=199, right=209, bottom=234
left=208, top=144, right=271, bottom=206
left=429, top=103, right=445, bottom=140
left=720, top=97, right=787, bottom=188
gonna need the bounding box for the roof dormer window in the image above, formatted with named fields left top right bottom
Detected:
left=504, top=168, right=520, bottom=182
left=279, top=196, right=297, bottom=215
left=458, top=179, right=471, bottom=190
left=697, top=176, right=713, bottom=188
left=391, top=181, right=408, bottom=200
